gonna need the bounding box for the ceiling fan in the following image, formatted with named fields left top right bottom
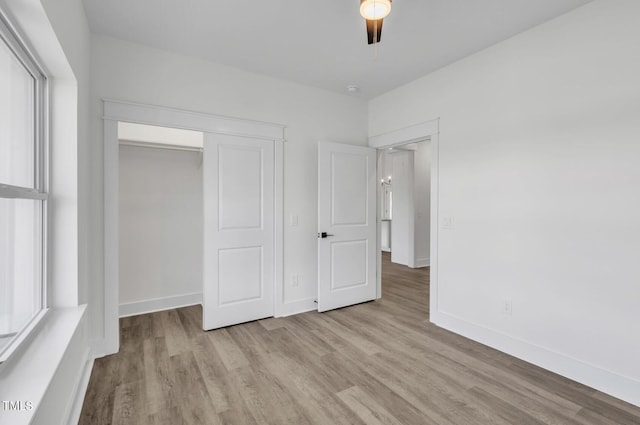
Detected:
left=360, top=0, right=392, bottom=45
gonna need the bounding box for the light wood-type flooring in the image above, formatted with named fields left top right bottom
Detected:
left=79, top=253, right=640, bottom=424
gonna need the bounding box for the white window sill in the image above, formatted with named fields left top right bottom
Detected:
left=0, top=305, right=87, bottom=425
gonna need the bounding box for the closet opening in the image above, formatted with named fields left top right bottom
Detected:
left=117, top=122, right=205, bottom=318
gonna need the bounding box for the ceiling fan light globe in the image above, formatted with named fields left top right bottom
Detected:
left=360, top=0, right=391, bottom=20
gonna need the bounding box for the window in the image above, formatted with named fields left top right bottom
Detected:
left=0, top=13, right=47, bottom=363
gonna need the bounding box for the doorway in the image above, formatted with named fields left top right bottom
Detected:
left=379, top=140, right=431, bottom=268
left=378, top=140, right=432, bottom=313
left=367, top=118, right=439, bottom=314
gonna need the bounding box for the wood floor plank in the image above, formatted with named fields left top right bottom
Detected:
left=320, top=349, right=456, bottom=425
left=143, top=337, right=175, bottom=415
left=337, top=386, right=405, bottom=425
left=148, top=406, right=185, bottom=425
left=228, top=365, right=310, bottom=425
left=592, top=390, right=640, bottom=416
left=465, top=386, right=547, bottom=425
left=191, top=333, right=260, bottom=422
left=160, top=309, right=191, bottom=357
left=467, top=376, right=584, bottom=425
left=112, top=380, right=145, bottom=425
left=257, top=317, right=287, bottom=331
left=574, top=407, right=629, bottom=425
left=191, top=344, right=233, bottom=414
left=303, top=311, right=382, bottom=356
left=207, top=328, right=250, bottom=371
left=368, top=323, right=585, bottom=422
left=257, top=349, right=367, bottom=425
left=169, top=351, right=222, bottom=425
left=79, top=252, right=640, bottom=425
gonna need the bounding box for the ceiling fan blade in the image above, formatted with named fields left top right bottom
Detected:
left=366, top=18, right=384, bottom=45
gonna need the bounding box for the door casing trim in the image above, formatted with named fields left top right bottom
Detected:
left=368, top=119, right=439, bottom=314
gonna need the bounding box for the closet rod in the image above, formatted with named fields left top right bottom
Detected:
left=119, top=139, right=203, bottom=153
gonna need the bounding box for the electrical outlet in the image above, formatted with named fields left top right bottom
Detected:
left=503, top=299, right=513, bottom=315
left=291, top=274, right=299, bottom=287
left=290, top=215, right=299, bottom=226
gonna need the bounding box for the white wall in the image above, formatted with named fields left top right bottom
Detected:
left=90, top=34, right=368, bottom=340
left=391, top=151, right=414, bottom=266
left=119, top=145, right=203, bottom=315
left=369, top=0, right=640, bottom=406
left=413, top=141, right=431, bottom=267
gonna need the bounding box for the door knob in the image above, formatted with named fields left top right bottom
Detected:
left=318, top=232, right=334, bottom=239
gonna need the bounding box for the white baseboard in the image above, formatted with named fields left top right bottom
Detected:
left=278, top=298, right=317, bottom=317
left=89, top=338, right=111, bottom=360
left=431, top=310, right=640, bottom=408
left=413, top=257, right=430, bottom=268
left=119, top=292, right=202, bottom=317
left=65, top=350, right=94, bottom=425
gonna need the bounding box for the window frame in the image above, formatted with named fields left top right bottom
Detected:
left=0, top=11, right=49, bottom=364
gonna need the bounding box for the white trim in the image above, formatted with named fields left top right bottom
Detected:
left=368, top=119, right=439, bottom=149
left=274, top=140, right=285, bottom=317
left=431, top=310, right=640, bottom=408
left=278, top=298, right=317, bottom=317
left=101, top=99, right=285, bottom=356
left=0, top=184, right=48, bottom=200
left=103, top=118, right=119, bottom=355
left=119, top=139, right=203, bottom=153
left=429, top=133, right=440, bottom=325
left=89, top=338, right=109, bottom=361
left=63, top=349, right=93, bottom=425
left=376, top=150, right=382, bottom=298
left=405, top=151, right=416, bottom=269
left=103, top=99, right=285, bottom=142
left=413, top=257, right=430, bottom=268
left=119, top=293, right=202, bottom=317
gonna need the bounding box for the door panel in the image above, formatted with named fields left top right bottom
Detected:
left=332, top=153, right=369, bottom=225
left=218, top=246, right=263, bottom=305
left=318, top=142, right=377, bottom=312
left=203, top=134, right=274, bottom=330
left=331, top=240, right=368, bottom=290
left=218, top=145, right=263, bottom=229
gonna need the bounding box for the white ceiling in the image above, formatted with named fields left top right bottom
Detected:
left=82, top=0, right=593, bottom=99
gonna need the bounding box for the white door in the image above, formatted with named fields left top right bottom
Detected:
left=203, top=133, right=274, bottom=330
left=318, top=142, right=377, bottom=312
